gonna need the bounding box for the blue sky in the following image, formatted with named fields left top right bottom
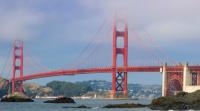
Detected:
left=0, top=0, right=200, bottom=85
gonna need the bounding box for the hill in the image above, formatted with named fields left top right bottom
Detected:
left=77, top=80, right=161, bottom=99
left=0, top=79, right=161, bottom=99
left=0, top=77, right=9, bottom=97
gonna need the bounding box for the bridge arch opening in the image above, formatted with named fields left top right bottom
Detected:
left=169, top=79, right=182, bottom=95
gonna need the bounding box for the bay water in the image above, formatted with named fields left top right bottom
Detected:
left=0, top=99, right=153, bottom=111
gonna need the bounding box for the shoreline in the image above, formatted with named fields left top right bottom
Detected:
left=36, top=96, right=133, bottom=99
left=35, top=96, right=152, bottom=101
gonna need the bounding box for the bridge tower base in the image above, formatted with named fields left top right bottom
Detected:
left=112, top=20, right=128, bottom=98
left=162, top=63, right=183, bottom=96
left=12, top=40, right=24, bottom=94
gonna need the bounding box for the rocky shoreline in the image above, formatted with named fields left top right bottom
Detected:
left=149, top=91, right=200, bottom=110
left=102, top=90, right=200, bottom=110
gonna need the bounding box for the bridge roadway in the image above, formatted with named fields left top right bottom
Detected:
left=11, top=66, right=200, bottom=82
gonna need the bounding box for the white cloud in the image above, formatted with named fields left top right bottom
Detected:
left=78, top=0, right=200, bottom=42
left=0, top=2, right=44, bottom=41
left=146, top=21, right=200, bottom=41
left=1, top=0, right=200, bottom=42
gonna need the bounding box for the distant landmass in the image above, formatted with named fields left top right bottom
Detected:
left=0, top=79, right=161, bottom=99
left=77, top=80, right=162, bottom=99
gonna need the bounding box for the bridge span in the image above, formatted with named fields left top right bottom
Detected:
left=5, top=20, right=200, bottom=98
left=12, top=66, right=161, bottom=81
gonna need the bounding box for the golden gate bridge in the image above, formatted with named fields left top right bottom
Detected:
left=1, top=19, right=200, bottom=98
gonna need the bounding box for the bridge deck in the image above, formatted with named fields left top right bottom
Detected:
left=11, top=66, right=200, bottom=82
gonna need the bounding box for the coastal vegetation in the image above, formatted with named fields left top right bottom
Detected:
left=24, top=83, right=52, bottom=98
left=0, top=78, right=9, bottom=97
left=46, top=81, right=93, bottom=97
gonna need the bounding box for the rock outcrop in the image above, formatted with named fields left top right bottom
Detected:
left=150, top=90, right=200, bottom=110
left=103, top=103, right=147, bottom=108
left=44, top=97, right=75, bottom=103
left=63, top=105, right=91, bottom=109
left=1, top=92, right=34, bottom=102
left=103, top=90, right=200, bottom=110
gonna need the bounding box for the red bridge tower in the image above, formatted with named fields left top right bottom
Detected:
left=112, top=20, right=128, bottom=98
left=12, top=40, right=24, bottom=94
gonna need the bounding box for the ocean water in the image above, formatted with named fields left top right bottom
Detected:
left=0, top=99, right=153, bottom=111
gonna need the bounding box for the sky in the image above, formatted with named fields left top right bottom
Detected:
left=0, top=0, right=200, bottom=85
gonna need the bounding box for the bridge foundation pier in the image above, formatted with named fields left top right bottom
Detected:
left=162, top=63, right=183, bottom=96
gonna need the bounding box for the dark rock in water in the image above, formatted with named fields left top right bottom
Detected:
left=76, top=105, right=91, bottom=108
left=44, top=97, right=75, bottom=103
left=1, top=93, right=34, bottom=102
left=149, top=90, right=200, bottom=110
left=63, top=105, right=91, bottom=109
left=103, top=103, right=147, bottom=108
